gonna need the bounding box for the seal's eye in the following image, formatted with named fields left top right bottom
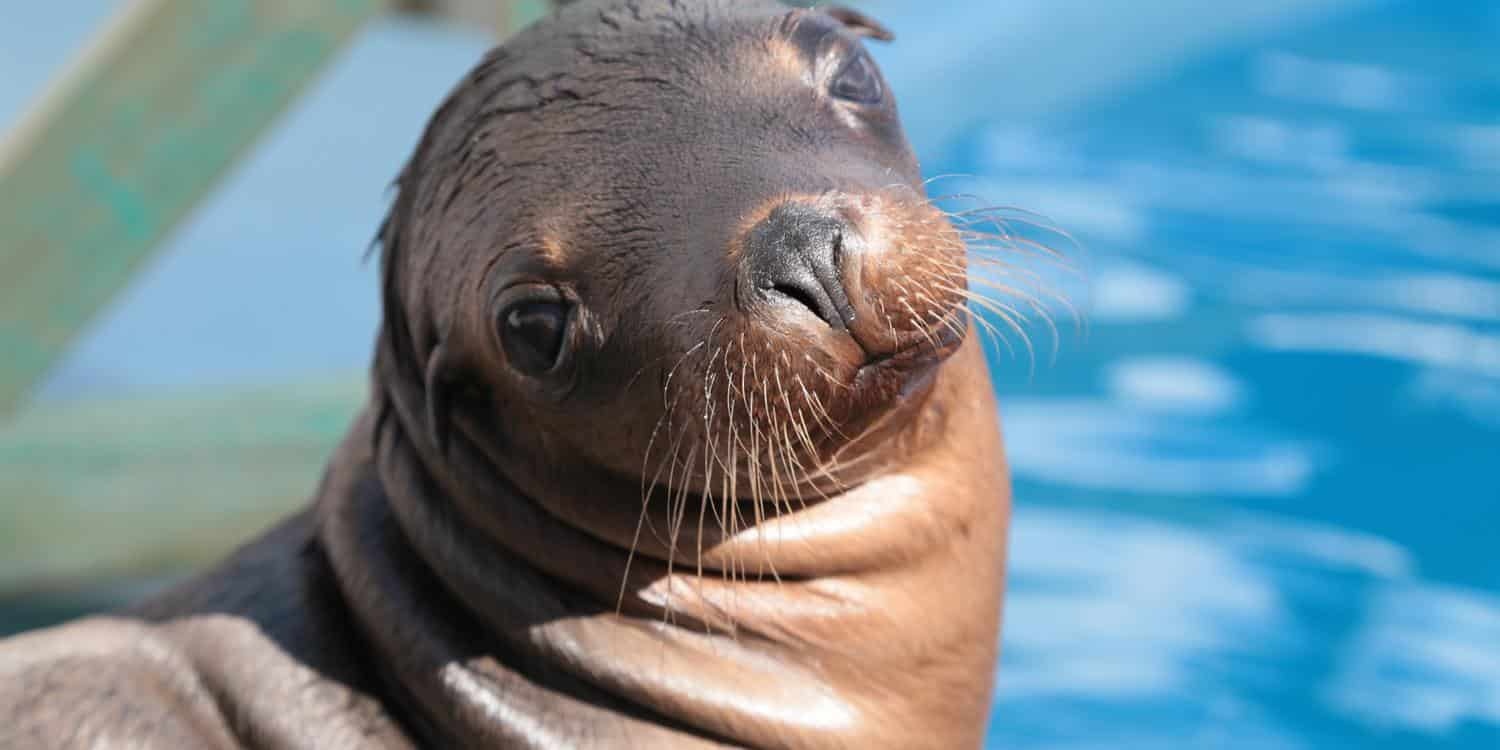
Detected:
left=501, top=300, right=569, bottom=375
left=830, top=52, right=882, bottom=105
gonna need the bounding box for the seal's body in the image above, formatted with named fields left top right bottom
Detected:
left=0, top=1, right=1012, bottom=747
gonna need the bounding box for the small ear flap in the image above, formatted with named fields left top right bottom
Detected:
left=821, top=5, right=894, bottom=42
left=425, top=342, right=455, bottom=457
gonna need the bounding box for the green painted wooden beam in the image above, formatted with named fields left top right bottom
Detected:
left=0, top=0, right=384, bottom=415
left=0, top=0, right=574, bottom=595
left=397, top=0, right=562, bottom=33
left=0, top=377, right=366, bottom=596
left=0, top=0, right=587, bottom=417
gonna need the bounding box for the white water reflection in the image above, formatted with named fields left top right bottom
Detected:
left=1329, top=584, right=1500, bottom=732
left=995, top=507, right=1500, bottom=744
left=1454, top=125, right=1500, bottom=172
left=1001, top=509, right=1286, bottom=700
left=1247, top=313, right=1500, bottom=380
left=1003, top=398, right=1318, bottom=498
left=1412, top=370, right=1500, bottom=429
left=1253, top=51, right=1430, bottom=112
left=1228, top=268, right=1500, bottom=324
left=977, top=125, right=1087, bottom=174
left=957, top=177, right=1146, bottom=244
left=1229, top=518, right=1413, bottom=579
left=1105, top=357, right=1245, bottom=415
left=1214, top=115, right=1352, bottom=172
left=1087, top=262, right=1193, bottom=323
left=960, top=123, right=1500, bottom=271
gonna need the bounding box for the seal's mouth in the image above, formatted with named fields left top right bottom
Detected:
left=846, top=304, right=967, bottom=409
left=854, top=303, right=967, bottom=375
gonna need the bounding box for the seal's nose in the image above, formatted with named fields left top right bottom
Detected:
left=742, top=204, right=857, bottom=330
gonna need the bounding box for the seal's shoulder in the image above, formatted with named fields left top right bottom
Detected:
left=0, top=509, right=413, bottom=749
left=0, top=616, right=242, bottom=748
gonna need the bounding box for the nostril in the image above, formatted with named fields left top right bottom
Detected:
left=741, top=203, right=855, bottom=331
left=768, top=282, right=827, bottom=321
left=749, top=248, right=847, bottom=330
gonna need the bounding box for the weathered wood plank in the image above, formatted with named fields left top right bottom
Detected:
left=0, top=0, right=383, bottom=414
left=0, top=0, right=581, bottom=597
left=0, top=377, right=366, bottom=595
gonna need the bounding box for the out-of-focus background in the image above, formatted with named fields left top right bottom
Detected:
left=2, top=1, right=1497, bottom=747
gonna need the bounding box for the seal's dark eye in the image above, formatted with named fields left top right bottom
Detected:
left=830, top=52, right=882, bottom=105
left=501, top=300, right=569, bottom=375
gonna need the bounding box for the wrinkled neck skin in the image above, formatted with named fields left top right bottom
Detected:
left=317, top=335, right=1009, bottom=749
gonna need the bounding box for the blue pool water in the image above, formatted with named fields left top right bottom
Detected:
left=6, top=2, right=1498, bottom=747
left=888, top=2, right=1500, bottom=747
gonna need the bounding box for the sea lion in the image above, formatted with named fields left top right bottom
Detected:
left=0, top=1, right=1012, bottom=747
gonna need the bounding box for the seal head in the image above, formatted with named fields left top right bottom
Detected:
left=384, top=0, right=970, bottom=525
